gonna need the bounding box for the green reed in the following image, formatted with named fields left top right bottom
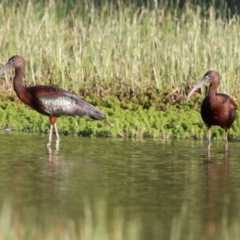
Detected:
left=1, top=200, right=240, bottom=240
left=0, top=1, right=239, bottom=96
left=0, top=200, right=141, bottom=240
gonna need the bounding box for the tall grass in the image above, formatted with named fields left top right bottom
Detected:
left=1, top=200, right=240, bottom=240
left=0, top=201, right=141, bottom=240
left=0, top=1, right=240, bottom=97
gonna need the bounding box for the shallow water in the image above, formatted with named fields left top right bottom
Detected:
left=0, top=131, right=240, bottom=239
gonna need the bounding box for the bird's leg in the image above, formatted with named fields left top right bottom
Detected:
left=54, top=123, right=60, bottom=148
left=207, top=126, right=211, bottom=150
left=46, top=124, right=54, bottom=147
left=48, top=116, right=59, bottom=148
left=224, top=128, right=228, bottom=150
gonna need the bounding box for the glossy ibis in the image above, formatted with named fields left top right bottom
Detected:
left=187, top=70, right=236, bottom=150
left=0, top=55, right=106, bottom=147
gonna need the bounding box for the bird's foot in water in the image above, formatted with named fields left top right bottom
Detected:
left=224, top=142, right=228, bottom=151
left=46, top=141, right=51, bottom=148
left=56, top=139, right=60, bottom=151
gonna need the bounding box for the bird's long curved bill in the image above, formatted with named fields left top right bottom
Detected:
left=187, top=76, right=210, bottom=102
left=0, top=62, right=11, bottom=75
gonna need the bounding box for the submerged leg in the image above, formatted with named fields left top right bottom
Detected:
left=54, top=123, right=60, bottom=149
left=207, top=126, right=211, bottom=150
left=224, top=128, right=228, bottom=150
left=46, top=124, right=54, bottom=147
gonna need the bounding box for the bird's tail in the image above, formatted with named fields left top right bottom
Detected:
left=88, top=104, right=106, bottom=120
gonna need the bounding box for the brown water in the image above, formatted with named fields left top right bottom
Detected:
left=0, top=131, right=240, bottom=239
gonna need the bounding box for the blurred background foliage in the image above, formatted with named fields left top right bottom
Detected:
left=1, top=0, right=240, bottom=16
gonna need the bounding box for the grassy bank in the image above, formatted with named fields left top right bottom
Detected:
left=0, top=0, right=240, bottom=140
left=0, top=93, right=239, bottom=141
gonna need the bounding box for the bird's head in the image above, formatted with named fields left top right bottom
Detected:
left=202, top=70, right=220, bottom=84
left=0, top=55, right=25, bottom=74
left=187, top=70, right=220, bottom=102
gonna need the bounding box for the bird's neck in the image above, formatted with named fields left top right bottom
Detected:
left=208, top=84, right=218, bottom=98
left=13, top=68, right=26, bottom=95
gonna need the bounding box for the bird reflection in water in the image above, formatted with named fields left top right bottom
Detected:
left=204, top=150, right=229, bottom=240
left=47, top=146, right=59, bottom=163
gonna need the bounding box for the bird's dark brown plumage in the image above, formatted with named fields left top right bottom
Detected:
left=0, top=55, right=106, bottom=147
left=187, top=70, right=236, bottom=150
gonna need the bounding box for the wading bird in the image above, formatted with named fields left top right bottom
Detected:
left=187, top=70, right=236, bottom=150
left=0, top=55, right=106, bottom=147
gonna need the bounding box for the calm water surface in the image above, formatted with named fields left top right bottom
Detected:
left=0, top=131, right=240, bottom=239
